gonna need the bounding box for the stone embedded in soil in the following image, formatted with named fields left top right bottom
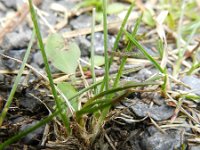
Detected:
left=134, top=68, right=154, bottom=81
left=127, top=99, right=174, bottom=121
left=1, top=0, right=17, bottom=9
left=190, top=145, right=200, bottom=150
left=1, top=0, right=24, bottom=10
left=20, top=120, right=45, bottom=144
left=140, top=127, right=181, bottom=150
left=42, top=0, right=75, bottom=11
left=182, top=75, right=200, bottom=95
left=2, top=49, right=28, bottom=70
left=33, top=51, right=44, bottom=67
left=75, top=36, right=91, bottom=56
left=86, top=32, right=115, bottom=55
left=40, top=12, right=57, bottom=37
left=0, top=30, right=31, bottom=50
left=70, top=14, right=92, bottom=29
left=18, top=93, right=45, bottom=113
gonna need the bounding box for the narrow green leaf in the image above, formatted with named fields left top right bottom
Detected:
left=124, top=30, right=164, bottom=73
left=28, top=0, right=71, bottom=134
left=0, top=31, right=35, bottom=126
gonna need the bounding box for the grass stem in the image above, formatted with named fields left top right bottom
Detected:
left=28, top=0, right=70, bottom=134
left=0, top=31, right=35, bottom=127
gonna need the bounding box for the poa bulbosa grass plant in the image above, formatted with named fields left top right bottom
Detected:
left=1, top=0, right=199, bottom=149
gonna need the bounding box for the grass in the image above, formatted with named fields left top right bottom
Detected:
left=1, top=0, right=200, bottom=149
left=28, top=0, right=71, bottom=134
left=0, top=31, right=35, bottom=127
left=90, top=8, right=97, bottom=94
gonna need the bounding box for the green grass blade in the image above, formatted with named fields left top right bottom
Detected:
left=0, top=110, right=59, bottom=149
left=84, top=81, right=160, bottom=107
left=77, top=80, right=160, bottom=119
left=124, top=30, right=164, bottom=73
left=0, top=31, right=35, bottom=127
left=173, top=0, right=186, bottom=77
left=77, top=91, right=129, bottom=117
left=108, top=1, right=135, bottom=66
left=102, top=0, right=109, bottom=91
left=90, top=8, right=97, bottom=94
left=97, top=1, right=135, bottom=131
left=100, top=1, right=135, bottom=92
left=187, top=62, right=200, bottom=75
left=113, top=14, right=143, bottom=88
left=28, top=0, right=70, bottom=134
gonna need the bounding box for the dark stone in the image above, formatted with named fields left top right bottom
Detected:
left=1, top=0, right=17, bottom=9
left=86, top=32, right=115, bottom=55
left=2, top=49, right=28, bottom=70
left=182, top=75, right=200, bottom=95
left=128, top=99, right=174, bottom=121
left=70, top=14, right=92, bottom=29
left=20, top=120, right=45, bottom=144
left=140, top=128, right=181, bottom=150
left=0, top=30, right=32, bottom=50
left=18, top=92, right=44, bottom=113
left=33, top=51, right=44, bottom=67
left=190, top=145, right=200, bottom=150
left=76, top=36, right=91, bottom=56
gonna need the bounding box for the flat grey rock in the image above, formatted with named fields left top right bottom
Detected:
left=20, top=120, right=45, bottom=144
left=70, top=14, right=92, bottom=29
left=129, top=100, right=174, bottom=121
left=33, top=51, right=44, bottom=67
left=87, top=32, right=115, bottom=55
left=182, top=75, right=200, bottom=95
left=140, top=128, right=181, bottom=150
left=2, top=49, right=27, bottom=69
left=76, top=36, right=91, bottom=56
left=0, top=30, right=31, bottom=50
left=190, top=145, right=200, bottom=150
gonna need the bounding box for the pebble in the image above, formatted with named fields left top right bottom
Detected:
left=20, top=120, right=45, bottom=144
left=70, top=14, right=92, bottom=29
left=0, top=30, right=32, bottom=50
left=140, top=126, right=181, bottom=150
left=135, top=68, right=154, bottom=81
left=126, top=99, right=174, bottom=121
left=1, top=0, right=17, bottom=9
left=190, top=145, right=200, bottom=150
left=2, top=49, right=27, bottom=70
left=86, top=32, right=115, bottom=55
left=76, top=36, right=91, bottom=56
left=33, top=51, right=44, bottom=67
left=18, top=92, right=44, bottom=113
left=182, top=75, right=200, bottom=95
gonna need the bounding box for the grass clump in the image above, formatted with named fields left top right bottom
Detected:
left=1, top=0, right=200, bottom=149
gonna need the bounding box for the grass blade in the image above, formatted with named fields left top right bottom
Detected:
left=102, top=0, right=109, bottom=91
left=124, top=30, right=164, bottom=73
left=90, top=8, right=97, bottom=94
left=113, top=14, right=143, bottom=88
left=0, top=110, right=59, bottom=149
left=84, top=81, right=160, bottom=107
left=28, top=0, right=70, bottom=134
left=100, top=1, right=135, bottom=91
left=0, top=31, right=35, bottom=126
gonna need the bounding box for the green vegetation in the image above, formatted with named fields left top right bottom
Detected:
left=0, top=0, right=200, bottom=149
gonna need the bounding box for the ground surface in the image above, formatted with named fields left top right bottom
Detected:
left=0, top=0, right=200, bottom=150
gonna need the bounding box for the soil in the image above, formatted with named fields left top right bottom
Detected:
left=0, top=0, right=200, bottom=150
